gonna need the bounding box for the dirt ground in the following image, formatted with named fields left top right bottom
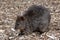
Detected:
left=0, top=0, right=60, bottom=40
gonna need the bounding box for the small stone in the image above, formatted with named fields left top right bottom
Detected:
left=0, top=29, right=5, bottom=33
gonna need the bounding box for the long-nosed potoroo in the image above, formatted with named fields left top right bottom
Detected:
left=15, top=5, right=51, bottom=36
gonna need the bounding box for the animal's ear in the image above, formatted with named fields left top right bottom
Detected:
left=17, top=16, right=25, bottom=21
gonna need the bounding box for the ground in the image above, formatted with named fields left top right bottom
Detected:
left=0, top=0, right=60, bottom=40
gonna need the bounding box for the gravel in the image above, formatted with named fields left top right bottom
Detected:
left=0, top=0, right=60, bottom=40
